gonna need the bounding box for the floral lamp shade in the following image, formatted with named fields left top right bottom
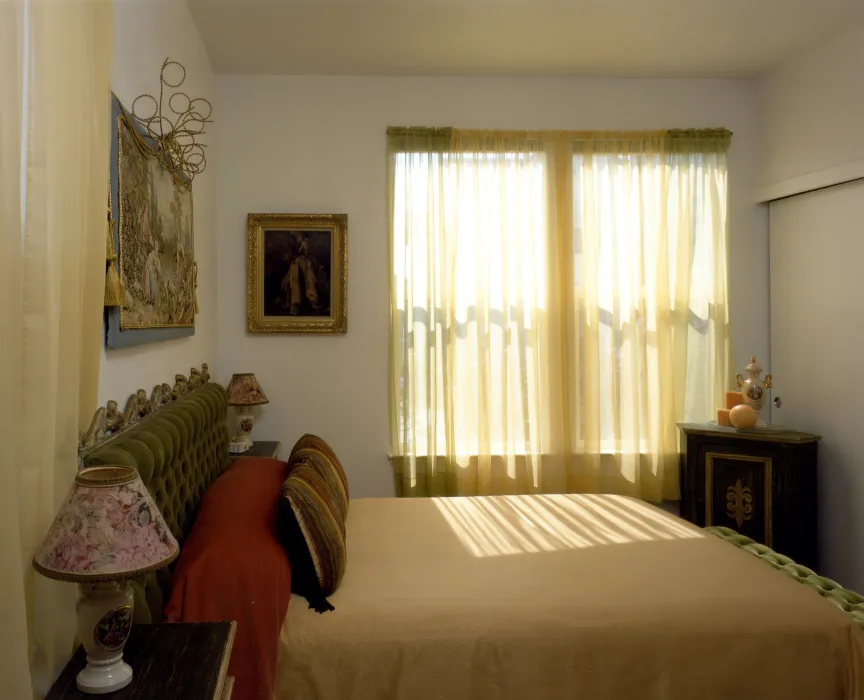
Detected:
left=226, top=372, right=269, bottom=406
left=33, top=466, right=178, bottom=581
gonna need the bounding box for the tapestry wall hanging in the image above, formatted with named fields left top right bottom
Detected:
left=105, top=60, right=211, bottom=349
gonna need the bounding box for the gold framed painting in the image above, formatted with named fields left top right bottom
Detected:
left=247, top=213, right=347, bottom=333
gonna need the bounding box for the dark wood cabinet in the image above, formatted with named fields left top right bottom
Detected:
left=678, top=423, right=820, bottom=569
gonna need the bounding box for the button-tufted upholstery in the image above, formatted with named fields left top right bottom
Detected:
left=707, top=526, right=864, bottom=630
left=83, top=383, right=231, bottom=622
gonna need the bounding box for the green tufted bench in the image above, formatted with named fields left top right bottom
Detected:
left=82, top=383, right=231, bottom=623
left=707, top=526, right=864, bottom=630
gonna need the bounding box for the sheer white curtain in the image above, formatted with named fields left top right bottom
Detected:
left=573, top=133, right=732, bottom=500
left=0, top=1, right=112, bottom=696
left=389, top=130, right=554, bottom=496
left=389, top=129, right=731, bottom=502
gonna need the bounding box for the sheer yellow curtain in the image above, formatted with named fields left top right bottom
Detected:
left=0, top=1, right=112, bottom=696
left=387, top=127, right=452, bottom=495
left=388, top=128, right=731, bottom=502
left=572, top=131, right=731, bottom=501
left=390, top=129, right=563, bottom=495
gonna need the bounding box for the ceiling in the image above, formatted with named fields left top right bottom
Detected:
left=187, top=0, right=864, bottom=77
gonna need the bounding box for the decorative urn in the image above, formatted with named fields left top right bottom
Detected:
left=736, top=356, right=772, bottom=425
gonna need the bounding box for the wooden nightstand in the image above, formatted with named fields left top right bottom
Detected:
left=678, top=423, right=820, bottom=569
left=230, top=440, right=281, bottom=462
left=47, top=621, right=236, bottom=700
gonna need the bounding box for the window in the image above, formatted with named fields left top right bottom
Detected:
left=388, top=130, right=731, bottom=500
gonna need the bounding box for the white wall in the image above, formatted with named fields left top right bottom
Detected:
left=215, top=75, right=766, bottom=498
left=769, top=180, right=864, bottom=589
left=760, top=23, right=864, bottom=586
left=99, top=0, right=217, bottom=404
left=758, top=22, right=864, bottom=199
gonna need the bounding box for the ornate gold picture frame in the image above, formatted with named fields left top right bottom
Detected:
left=247, top=213, right=347, bottom=334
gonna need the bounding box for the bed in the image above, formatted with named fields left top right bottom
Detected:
left=82, top=377, right=864, bottom=700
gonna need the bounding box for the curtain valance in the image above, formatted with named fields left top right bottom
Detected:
left=387, top=127, right=732, bottom=154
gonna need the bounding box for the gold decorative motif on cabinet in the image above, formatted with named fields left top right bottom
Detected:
left=705, top=452, right=773, bottom=547
left=726, top=479, right=753, bottom=528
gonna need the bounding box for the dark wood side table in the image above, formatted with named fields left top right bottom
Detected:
left=230, top=440, right=281, bottom=462
left=47, top=621, right=236, bottom=699
left=678, top=423, right=820, bottom=569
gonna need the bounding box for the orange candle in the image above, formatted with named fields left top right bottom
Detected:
left=717, top=408, right=732, bottom=427
left=725, top=391, right=743, bottom=410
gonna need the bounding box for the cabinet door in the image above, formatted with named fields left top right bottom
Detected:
left=706, top=453, right=772, bottom=546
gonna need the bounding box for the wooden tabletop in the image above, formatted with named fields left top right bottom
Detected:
left=677, top=422, right=821, bottom=444
left=231, top=440, right=281, bottom=460
left=47, top=621, right=236, bottom=700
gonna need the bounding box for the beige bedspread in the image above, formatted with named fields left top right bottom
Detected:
left=276, top=494, right=864, bottom=700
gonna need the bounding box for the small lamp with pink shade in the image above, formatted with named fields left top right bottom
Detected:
left=32, top=466, right=178, bottom=694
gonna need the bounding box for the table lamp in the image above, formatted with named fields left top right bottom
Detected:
left=32, top=466, right=178, bottom=694
left=226, top=372, right=269, bottom=448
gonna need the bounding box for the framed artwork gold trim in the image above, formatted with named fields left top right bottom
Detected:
left=705, top=452, right=773, bottom=547
left=246, top=213, right=347, bottom=334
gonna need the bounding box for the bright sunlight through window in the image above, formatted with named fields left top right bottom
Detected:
left=390, top=136, right=730, bottom=498
left=433, top=494, right=702, bottom=558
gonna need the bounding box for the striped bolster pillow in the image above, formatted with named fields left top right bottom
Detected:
left=278, top=464, right=346, bottom=613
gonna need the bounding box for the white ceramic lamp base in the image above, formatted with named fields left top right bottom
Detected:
left=76, top=582, right=135, bottom=694
left=76, top=656, right=133, bottom=694
left=237, top=406, right=255, bottom=448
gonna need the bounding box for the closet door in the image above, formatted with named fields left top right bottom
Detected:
left=769, top=178, right=864, bottom=589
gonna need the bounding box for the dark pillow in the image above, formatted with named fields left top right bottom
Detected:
left=289, top=433, right=350, bottom=510
left=278, top=464, right=346, bottom=613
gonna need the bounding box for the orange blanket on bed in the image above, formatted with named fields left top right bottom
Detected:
left=163, top=457, right=292, bottom=700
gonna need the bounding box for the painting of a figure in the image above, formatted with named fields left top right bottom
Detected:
left=118, top=117, right=194, bottom=328
left=263, top=230, right=332, bottom=317
left=247, top=213, right=347, bottom=334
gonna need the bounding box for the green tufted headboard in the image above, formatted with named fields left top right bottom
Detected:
left=707, top=526, right=864, bottom=631
left=82, top=382, right=231, bottom=622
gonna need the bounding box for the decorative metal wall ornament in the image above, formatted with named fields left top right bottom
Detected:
left=130, top=58, right=212, bottom=189
left=78, top=363, right=211, bottom=456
